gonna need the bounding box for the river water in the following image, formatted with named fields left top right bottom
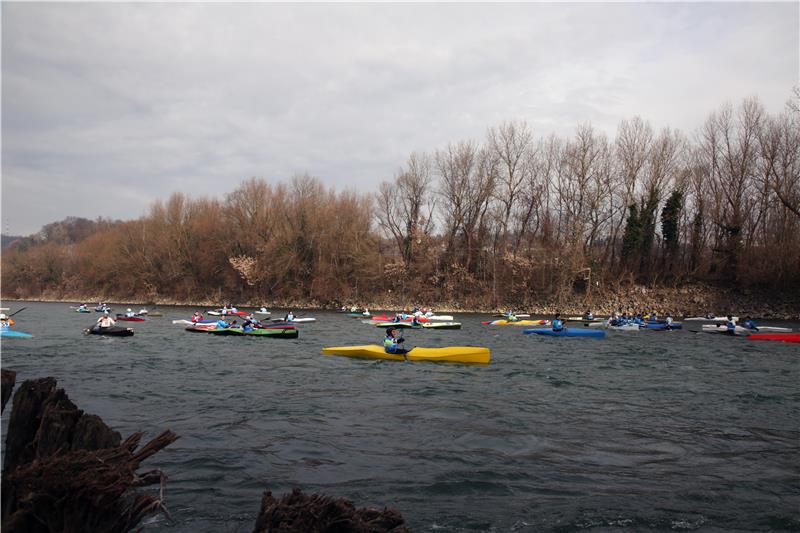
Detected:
left=2, top=301, right=798, bottom=531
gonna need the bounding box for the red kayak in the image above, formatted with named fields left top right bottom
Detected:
left=746, top=333, right=800, bottom=343
left=116, top=315, right=145, bottom=322
left=370, top=314, right=429, bottom=323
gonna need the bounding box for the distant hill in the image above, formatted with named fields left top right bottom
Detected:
left=1, top=234, right=24, bottom=249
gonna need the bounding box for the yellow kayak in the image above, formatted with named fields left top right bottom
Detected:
left=483, top=319, right=548, bottom=326
left=321, top=345, right=490, bottom=365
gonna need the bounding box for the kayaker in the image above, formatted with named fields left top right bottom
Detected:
left=215, top=317, right=230, bottom=329
left=383, top=327, right=407, bottom=354
left=665, top=314, right=674, bottom=330
left=138, top=308, right=148, bottom=315
left=552, top=313, right=564, bottom=332
left=584, top=309, right=594, bottom=320
left=411, top=315, right=421, bottom=327
left=725, top=315, right=736, bottom=335
left=285, top=311, right=295, bottom=322
left=78, top=304, right=88, bottom=312
left=191, top=311, right=203, bottom=323
left=259, top=307, right=269, bottom=314
left=649, top=311, right=658, bottom=321
left=125, top=308, right=135, bottom=318
left=96, top=311, right=116, bottom=328
left=705, top=312, right=714, bottom=319
left=507, top=311, right=518, bottom=322
left=742, top=316, right=758, bottom=331
left=0, top=313, right=9, bottom=329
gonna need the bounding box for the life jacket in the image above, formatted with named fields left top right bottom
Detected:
left=384, top=337, right=397, bottom=353
left=552, top=319, right=563, bottom=331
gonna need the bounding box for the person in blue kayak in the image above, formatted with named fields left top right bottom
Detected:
left=383, top=327, right=407, bottom=354
left=725, top=315, right=737, bottom=335
left=649, top=311, right=658, bottom=321
left=78, top=303, right=88, bottom=312
left=664, top=314, right=675, bottom=330
left=742, top=316, right=758, bottom=331
left=584, top=309, right=594, bottom=320
left=552, top=313, right=564, bottom=332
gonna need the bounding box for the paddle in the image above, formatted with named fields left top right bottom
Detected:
left=9, top=307, right=27, bottom=317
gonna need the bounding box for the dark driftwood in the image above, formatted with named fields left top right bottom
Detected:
left=1, top=369, right=15, bottom=412
left=253, top=488, right=410, bottom=533
left=1, top=377, right=178, bottom=533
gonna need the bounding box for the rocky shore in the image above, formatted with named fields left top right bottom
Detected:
left=4, top=282, right=799, bottom=319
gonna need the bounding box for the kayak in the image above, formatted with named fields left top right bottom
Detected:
left=701, top=325, right=751, bottom=336
left=746, top=333, right=800, bottom=343
left=741, top=326, right=792, bottom=333
left=321, top=345, right=490, bottom=365
left=75, top=309, right=91, bottom=313
left=255, top=311, right=272, bottom=316
left=566, top=317, right=605, bottom=322
left=345, top=312, right=370, bottom=318
left=643, top=322, right=682, bottom=330
left=140, top=311, right=163, bottom=317
left=684, top=316, right=739, bottom=322
left=524, top=328, right=605, bottom=338
left=116, top=315, right=145, bottom=322
left=172, top=319, right=217, bottom=325
left=0, top=329, right=32, bottom=338
left=84, top=326, right=134, bottom=337
left=207, top=310, right=248, bottom=316
left=482, top=319, right=549, bottom=326
left=493, top=313, right=530, bottom=318
left=370, top=314, right=428, bottom=323
left=271, top=317, right=316, bottom=323
left=608, top=324, right=641, bottom=331
left=373, top=321, right=462, bottom=330
left=186, top=326, right=298, bottom=338
left=94, top=308, right=112, bottom=313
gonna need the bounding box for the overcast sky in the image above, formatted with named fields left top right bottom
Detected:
left=2, top=2, right=797, bottom=235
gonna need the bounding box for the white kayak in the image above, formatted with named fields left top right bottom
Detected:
left=421, top=315, right=454, bottom=322
left=273, top=317, right=316, bottom=323
left=702, top=324, right=750, bottom=336
left=256, top=311, right=271, bottom=316
left=608, top=324, right=641, bottom=331
left=685, top=316, right=739, bottom=322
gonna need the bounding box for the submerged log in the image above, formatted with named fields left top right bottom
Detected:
left=1, top=369, right=15, bottom=412
left=253, top=488, right=410, bottom=533
left=1, top=377, right=178, bottom=533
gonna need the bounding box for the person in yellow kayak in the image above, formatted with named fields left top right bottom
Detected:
left=384, top=327, right=407, bottom=354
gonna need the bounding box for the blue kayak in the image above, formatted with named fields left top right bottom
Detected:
left=644, top=322, right=682, bottom=330
left=1, top=329, right=33, bottom=338
left=524, top=328, right=605, bottom=338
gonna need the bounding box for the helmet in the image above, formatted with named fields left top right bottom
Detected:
left=127, top=308, right=132, bottom=312
left=0, top=313, right=7, bottom=320
left=103, top=311, right=109, bottom=316
left=385, top=327, right=394, bottom=334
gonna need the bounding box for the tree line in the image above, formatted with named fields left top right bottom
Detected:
left=2, top=93, right=798, bottom=308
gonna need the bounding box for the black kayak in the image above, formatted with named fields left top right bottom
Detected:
left=84, top=326, right=134, bottom=337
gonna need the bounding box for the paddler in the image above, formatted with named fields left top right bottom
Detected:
left=552, top=313, right=564, bottom=332
left=215, top=317, right=231, bottom=329
left=78, top=303, right=88, bottom=312
left=742, top=316, right=758, bottom=331
left=584, top=309, right=594, bottom=320
left=507, top=311, right=518, bottom=322
left=0, top=313, right=9, bottom=329
left=383, top=327, right=407, bottom=354
left=191, top=311, right=203, bottom=323
left=725, top=315, right=736, bottom=335
left=96, top=311, right=116, bottom=328
left=125, top=308, right=135, bottom=318
left=285, top=310, right=295, bottom=322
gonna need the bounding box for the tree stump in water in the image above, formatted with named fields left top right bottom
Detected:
left=253, top=488, right=410, bottom=533
left=1, top=376, right=178, bottom=532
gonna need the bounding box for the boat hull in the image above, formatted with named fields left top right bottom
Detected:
left=322, top=345, right=490, bottom=364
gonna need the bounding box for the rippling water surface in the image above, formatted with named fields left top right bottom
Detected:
left=2, top=302, right=799, bottom=531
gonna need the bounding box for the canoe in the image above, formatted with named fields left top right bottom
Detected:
left=482, top=319, right=549, bottom=326
left=684, top=316, right=739, bottom=322
left=746, top=333, right=800, bottom=343
left=524, top=328, right=605, bottom=338
left=321, top=345, right=490, bottom=365
left=373, top=321, right=462, bottom=330
left=0, top=329, right=32, bottom=338
left=116, top=315, right=145, bottom=322
left=84, top=326, right=134, bottom=337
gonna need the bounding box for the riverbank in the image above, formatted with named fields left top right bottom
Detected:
left=4, top=282, right=799, bottom=319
